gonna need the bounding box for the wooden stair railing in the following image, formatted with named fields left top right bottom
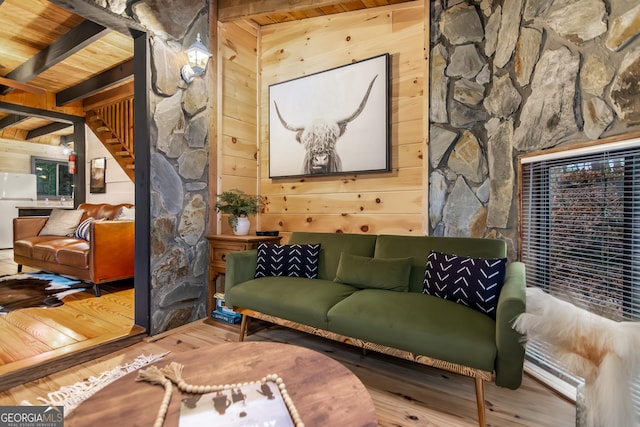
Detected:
left=86, top=97, right=135, bottom=182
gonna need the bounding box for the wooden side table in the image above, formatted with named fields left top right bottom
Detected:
left=205, top=234, right=281, bottom=316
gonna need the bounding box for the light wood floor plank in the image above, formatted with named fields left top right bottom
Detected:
left=60, top=296, right=133, bottom=329
left=12, top=308, right=90, bottom=342
left=0, top=320, right=53, bottom=364
left=22, top=302, right=113, bottom=338
left=0, top=326, right=145, bottom=390
left=0, top=319, right=575, bottom=427
left=0, top=310, right=78, bottom=349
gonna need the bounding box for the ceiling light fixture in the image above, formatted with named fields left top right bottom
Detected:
left=181, top=33, right=212, bottom=83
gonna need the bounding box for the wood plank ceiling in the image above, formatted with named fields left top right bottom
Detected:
left=0, top=0, right=414, bottom=148
left=0, top=0, right=134, bottom=148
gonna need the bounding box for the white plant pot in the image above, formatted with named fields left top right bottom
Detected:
left=233, top=216, right=250, bottom=235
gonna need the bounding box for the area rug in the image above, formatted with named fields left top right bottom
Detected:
left=21, top=352, right=169, bottom=416
left=0, top=272, right=87, bottom=314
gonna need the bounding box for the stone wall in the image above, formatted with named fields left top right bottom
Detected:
left=430, top=0, right=640, bottom=258
left=97, top=0, right=211, bottom=334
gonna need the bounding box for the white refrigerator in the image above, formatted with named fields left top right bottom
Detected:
left=0, top=172, right=38, bottom=249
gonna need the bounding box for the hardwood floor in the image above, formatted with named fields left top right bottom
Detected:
left=0, top=249, right=144, bottom=391
left=0, top=318, right=576, bottom=426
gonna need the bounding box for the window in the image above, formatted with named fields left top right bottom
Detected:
left=32, top=157, right=73, bottom=200
left=520, top=137, right=640, bottom=411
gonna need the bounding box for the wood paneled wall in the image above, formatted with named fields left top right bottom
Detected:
left=218, top=21, right=260, bottom=234
left=259, top=2, right=427, bottom=240
left=218, top=1, right=428, bottom=240
left=0, top=138, right=66, bottom=174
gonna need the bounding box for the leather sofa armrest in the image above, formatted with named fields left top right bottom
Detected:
left=89, top=220, right=135, bottom=283
left=224, top=249, right=258, bottom=307
left=13, top=217, right=48, bottom=241
left=494, top=261, right=527, bottom=389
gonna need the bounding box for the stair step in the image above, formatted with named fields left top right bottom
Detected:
left=96, top=126, right=110, bottom=133
left=125, top=165, right=135, bottom=169
left=115, top=151, right=131, bottom=157
left=88, top=116, right=102, bottom=123
left=105, top=138, right=119, bottom=144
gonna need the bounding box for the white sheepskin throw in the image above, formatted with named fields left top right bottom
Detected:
left=513, top=287, right=640, bottom=427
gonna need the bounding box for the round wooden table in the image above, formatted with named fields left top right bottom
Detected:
left=65, top=341, right=378, bottom=426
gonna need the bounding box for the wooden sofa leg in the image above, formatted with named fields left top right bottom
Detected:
left=474, top=376, right=487, bottom=427
left=239, top=314, right=250, bottom=342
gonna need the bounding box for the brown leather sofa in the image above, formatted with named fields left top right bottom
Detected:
left=13, top=203, right=134, bottom=296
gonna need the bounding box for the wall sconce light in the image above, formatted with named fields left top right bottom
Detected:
left=181, top=33, right=212, bottom=83
left=60, top=139, right=73, bottom=155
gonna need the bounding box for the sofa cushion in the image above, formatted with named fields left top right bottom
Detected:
left=13, top=236, right=62, bottom=258
left=226, top=276, right=359, bottom=330
left=38, top=209, right=84, bottom=237
left=423, top=251, right=507, bottom=319
left=57, top=242, right=90, bottom=268
left=334, top=252, right=412, bottom=291
left=374, top=235, right=508, bottom=293
left=255, top=243, right=321, bottom=279
left=327, top=289, right=497, bottom=372
left=31, top=238, right=87, bottom=263
left=288, top=232, right=378, bottom=281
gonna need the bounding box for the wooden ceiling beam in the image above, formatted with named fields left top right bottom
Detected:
left=0, top=20, right=109, bottom=95
left=218, top=0, right=359, bottom=22
left=26, top=122, right=73, bottom=140
left=0, top=113, right=29, bottom=130
left=0, top=77, right=46, bottom=95
left=50, top=0, right=147, bottom=36
left=57, top=59, right=134, bottom=106
left=83, top=81, right=134, bottom=111
left=0, top=90, right=84, bottom=117
left=0, top=101, right=81, bottom=124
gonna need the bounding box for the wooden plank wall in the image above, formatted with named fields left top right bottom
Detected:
left=258, top=2, right=427, bottom=241
left=218, top=21, right=260, bottom=234
left=217, top=2, right=427, bottom=240
left=0, top=138, right=67, bottom=173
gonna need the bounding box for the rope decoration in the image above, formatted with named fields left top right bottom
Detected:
left=136, top=362, right=304, bottom=427
left=135, top=366, right=173, bottom=427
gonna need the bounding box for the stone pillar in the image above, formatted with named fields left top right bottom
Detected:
left=98, top=0, right=212, bottom=334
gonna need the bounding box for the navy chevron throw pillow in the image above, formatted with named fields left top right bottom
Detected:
left=422, top=251, right=507, bottom=319
left=255, top=243, right=321, bottom=279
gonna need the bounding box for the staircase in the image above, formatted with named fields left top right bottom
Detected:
left=86, top=98, right=135, bottom=182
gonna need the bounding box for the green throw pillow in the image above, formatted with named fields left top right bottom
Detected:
left=334, top=252, right=413, bottom=291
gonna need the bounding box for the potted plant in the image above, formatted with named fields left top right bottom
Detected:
left=215, top=189, right=263, bottom=235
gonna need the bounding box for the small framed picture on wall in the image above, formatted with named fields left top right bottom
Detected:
left=90, top=157, right=106, bottom=193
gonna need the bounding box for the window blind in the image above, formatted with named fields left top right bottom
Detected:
left=520, top=140, right=640, bottom=413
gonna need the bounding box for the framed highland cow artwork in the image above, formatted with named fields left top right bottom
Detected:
left=268, top=53, right=390, bottom=178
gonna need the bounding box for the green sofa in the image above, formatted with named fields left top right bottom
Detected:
left=224, top=232, right=526, bottom=426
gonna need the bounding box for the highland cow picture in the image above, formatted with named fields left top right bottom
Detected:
left=269, top=53, right=389, bottom=178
